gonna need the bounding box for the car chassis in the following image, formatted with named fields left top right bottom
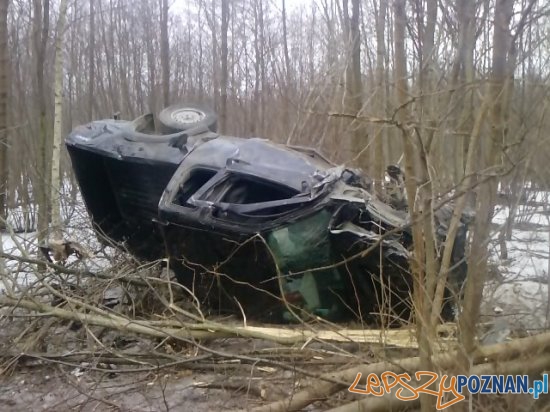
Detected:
left=65, top=105, right=469, bottom=323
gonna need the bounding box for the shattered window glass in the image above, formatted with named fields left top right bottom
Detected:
left=195, top=175, right=305, bottom=218
left=174, top=169, right=217, bottom=206
left=219, top=176, right=298, bottom=204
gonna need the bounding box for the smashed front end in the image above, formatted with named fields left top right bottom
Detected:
left=156, top=137, right=468, bottom=324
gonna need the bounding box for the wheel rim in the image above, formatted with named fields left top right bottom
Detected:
left=170, top=108, right=206, bottom=125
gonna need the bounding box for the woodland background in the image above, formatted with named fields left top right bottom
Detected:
left=1, top=0, right=550, bottom=411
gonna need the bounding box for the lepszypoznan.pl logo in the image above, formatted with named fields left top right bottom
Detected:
left=348, top=371, right=549, bottom=410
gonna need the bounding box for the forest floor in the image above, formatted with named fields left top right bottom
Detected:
left=1, top=194, right=550, bottom=411
left=0, top=337, right=334, bottom=411
left=0, top=206, right=367, bottom=411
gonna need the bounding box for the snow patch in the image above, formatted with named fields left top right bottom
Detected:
left=483, top=280, right=549, bottom=331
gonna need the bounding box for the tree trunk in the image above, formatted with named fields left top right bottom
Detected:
left=88, top=0, right=94, bottom=120
left=145, top=0, right=157, bottom=115
left=342, top=0, right=363, bottom=164
left=393, top=1, right=436, bottom=410
left=459, top=0, right=514, bottom=362
left=252, top=0, right=265, bottom=136
left=49, top=0, right=69, bottom=241
left=372, top=0, right=387, bottom=194
left=219, top=0, right=229, bottom=133
left=451, top=0, right=476, bottom=183
left=34, top=0, right=50, bottom=244
left=281, top=0, right=291, bottom=140
left=210, top=0, right=219, bottom=113
left=418, top=0, right=438, bottom=162
left=160, top=0, right=170, bottom=108
left=0, top=0, right=9, bottom=229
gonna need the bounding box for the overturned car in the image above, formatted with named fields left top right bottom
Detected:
left=65, top=104, right=469, bottom=323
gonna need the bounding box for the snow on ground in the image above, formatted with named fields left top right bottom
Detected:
left=483, top=281, right=548, bottom=331
left=1, top=231, right=39, bottom=293
left=0, top=194, right=117, bottom=294
left=483, top=192, right=550, bottom=332
left=493, top=223, right=549, bottom=282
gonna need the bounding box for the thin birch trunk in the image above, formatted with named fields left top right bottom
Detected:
left=49, top=0, right=69, bottom=241
left=34, top=0, right=50, bottom=244
left=0, top=0, right=8, bottom=229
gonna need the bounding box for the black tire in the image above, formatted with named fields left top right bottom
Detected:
left=158, top=104, right=217, bottom=134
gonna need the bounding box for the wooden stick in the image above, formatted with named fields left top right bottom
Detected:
left=0, top=295, right=455, bottom=347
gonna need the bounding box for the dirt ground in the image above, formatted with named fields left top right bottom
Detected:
left=0, top=366, right=255, bottom=411
left=3, top=317, right=550, bottom=411
left=0, top=314, right=354, bottom=412
left=3, top=363, right=550, bottom=411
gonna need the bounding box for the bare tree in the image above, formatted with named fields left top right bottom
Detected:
left=450, top=0, right=476, bottom=182
left=160, top=0, right=170, bottom=108
left=342, top=0, right=363, bottom=163
left=88, top=0, right=95, bottom=120
left=219, top=0, right=229, bottom=132
left=0, top=0, right=8, bottom=228
left=33, top=0, right=50, bottom=243
left=392, top=3, right=436, bottom=411
left=49, top=0, right=69, bottom=240
left=372, top=0, right=387, bottom=193
left=459, top=0, right=516, bottom=356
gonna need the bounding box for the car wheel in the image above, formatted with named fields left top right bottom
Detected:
left=158, top=104, right=217, bottom=134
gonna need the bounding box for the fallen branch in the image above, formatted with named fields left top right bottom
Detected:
left=0, top=295, right=225, bottom=341
left=0, top=295, right=454, bottom=348
left=195, top=380, right=267, bottom=399
left=0, top=296, right=349, bottom=385
left=2, top=351, right=213, bottom=374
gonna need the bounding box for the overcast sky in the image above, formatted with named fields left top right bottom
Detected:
left=171, top=0, right=311, bottom=14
